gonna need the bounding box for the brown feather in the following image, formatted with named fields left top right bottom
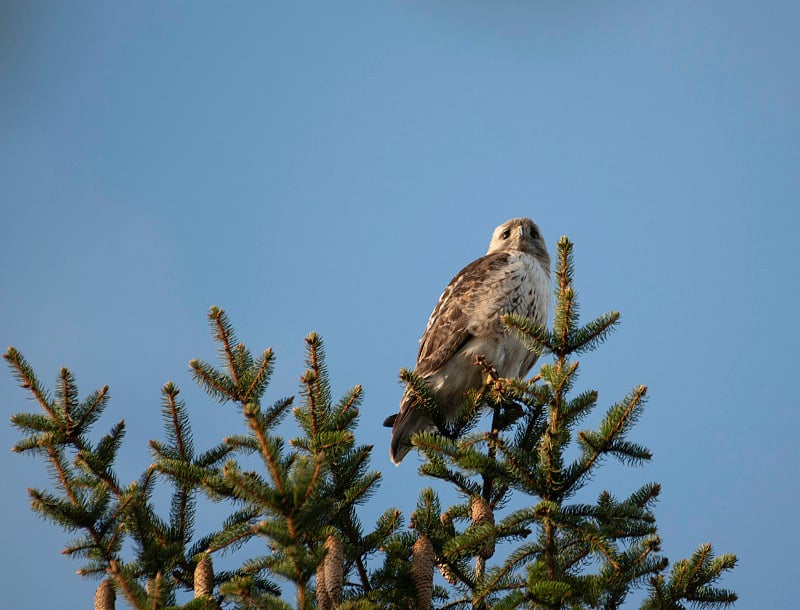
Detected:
left=416, top=252, right=511, bottom=376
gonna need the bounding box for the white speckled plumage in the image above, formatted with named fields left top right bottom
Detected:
left=387, top=218, right=551, bottom=464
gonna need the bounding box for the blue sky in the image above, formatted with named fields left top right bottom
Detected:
left=1, top=2, right=798, bottom=608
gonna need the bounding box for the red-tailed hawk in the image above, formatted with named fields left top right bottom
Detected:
left=386, top=218, right=551, bottom=464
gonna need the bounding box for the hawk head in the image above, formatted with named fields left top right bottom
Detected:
left=487, top=218, right=550, bottom=267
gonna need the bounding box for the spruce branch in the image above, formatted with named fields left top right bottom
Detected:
left=56, top=366, right=79, bottom=430
left=567, top=385, right=650, bottom=491
left=502, top=313, right=553, bottom=358
left=208, top=305, right=242, bottom=389
left=643, top=544, right=738, bottom=609
left=241, top=349, right=275, bottom=405
left=567, top=311, right=621, bottom=354
left=161, top=382, right=192, bottom=461
left=189, top=359, right=237, bottom=403
left=4, top=347, right=55, bottom=417
left=553, top=235, right=578, bottom=354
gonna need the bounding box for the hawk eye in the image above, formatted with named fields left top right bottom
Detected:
left=530, top=227, right=539, bottom=239
left=501, top=229, right=511, bottom=239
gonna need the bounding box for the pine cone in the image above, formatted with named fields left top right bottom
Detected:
left=194, top=553, right=215, bottom=599
left=323, top=534, right=344, bottom=605
left=436, top=559, right=458, bottom=586
left=437, top=510, right=458, bottom=585
left=94, top=579, right=115, bottom=610
left=316, top=562, right=332, bottom=610
left=411, top=534, right=435, bottom=609
left=470, top=496, right=495, bottom=560
left=440, top=510, right=456, bottom=537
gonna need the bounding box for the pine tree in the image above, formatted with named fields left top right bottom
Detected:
left=5, top=238, right=737, bottom=609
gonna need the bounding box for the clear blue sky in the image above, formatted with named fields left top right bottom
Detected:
left=1, top=2, right=797, bottom=608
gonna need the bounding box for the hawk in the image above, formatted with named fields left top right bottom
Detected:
left=385, top=218, right=551, bottom=464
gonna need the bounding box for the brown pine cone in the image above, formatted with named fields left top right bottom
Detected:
left=470, top=496, right=496, bottom=560
left=316, top=562, right=332, bottom=610
left=94, top=579, right=115, bottom=610
left=411, top=534, right=435, bottom=609
left=194, top=553, right=215, bottom=599
left=323, top=534, right=344, bottom=605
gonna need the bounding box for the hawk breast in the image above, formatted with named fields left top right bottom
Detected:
left=415, top=250, right=550, bottom=379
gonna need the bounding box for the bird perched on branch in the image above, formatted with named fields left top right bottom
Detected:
left=385, top=218, right=551, bottom=464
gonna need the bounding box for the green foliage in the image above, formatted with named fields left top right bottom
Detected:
left=5, top=237, right=736, bottom=609
left=642, top=544, right=738, bottom=610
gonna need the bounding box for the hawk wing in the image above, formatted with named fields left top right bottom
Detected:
left=415, top=251, right=514, bottom=377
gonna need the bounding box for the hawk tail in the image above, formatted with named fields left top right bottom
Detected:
left=388, top=400, right=432, bottom=465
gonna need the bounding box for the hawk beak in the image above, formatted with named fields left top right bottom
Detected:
left=517, top=224, right=524, bottom=238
